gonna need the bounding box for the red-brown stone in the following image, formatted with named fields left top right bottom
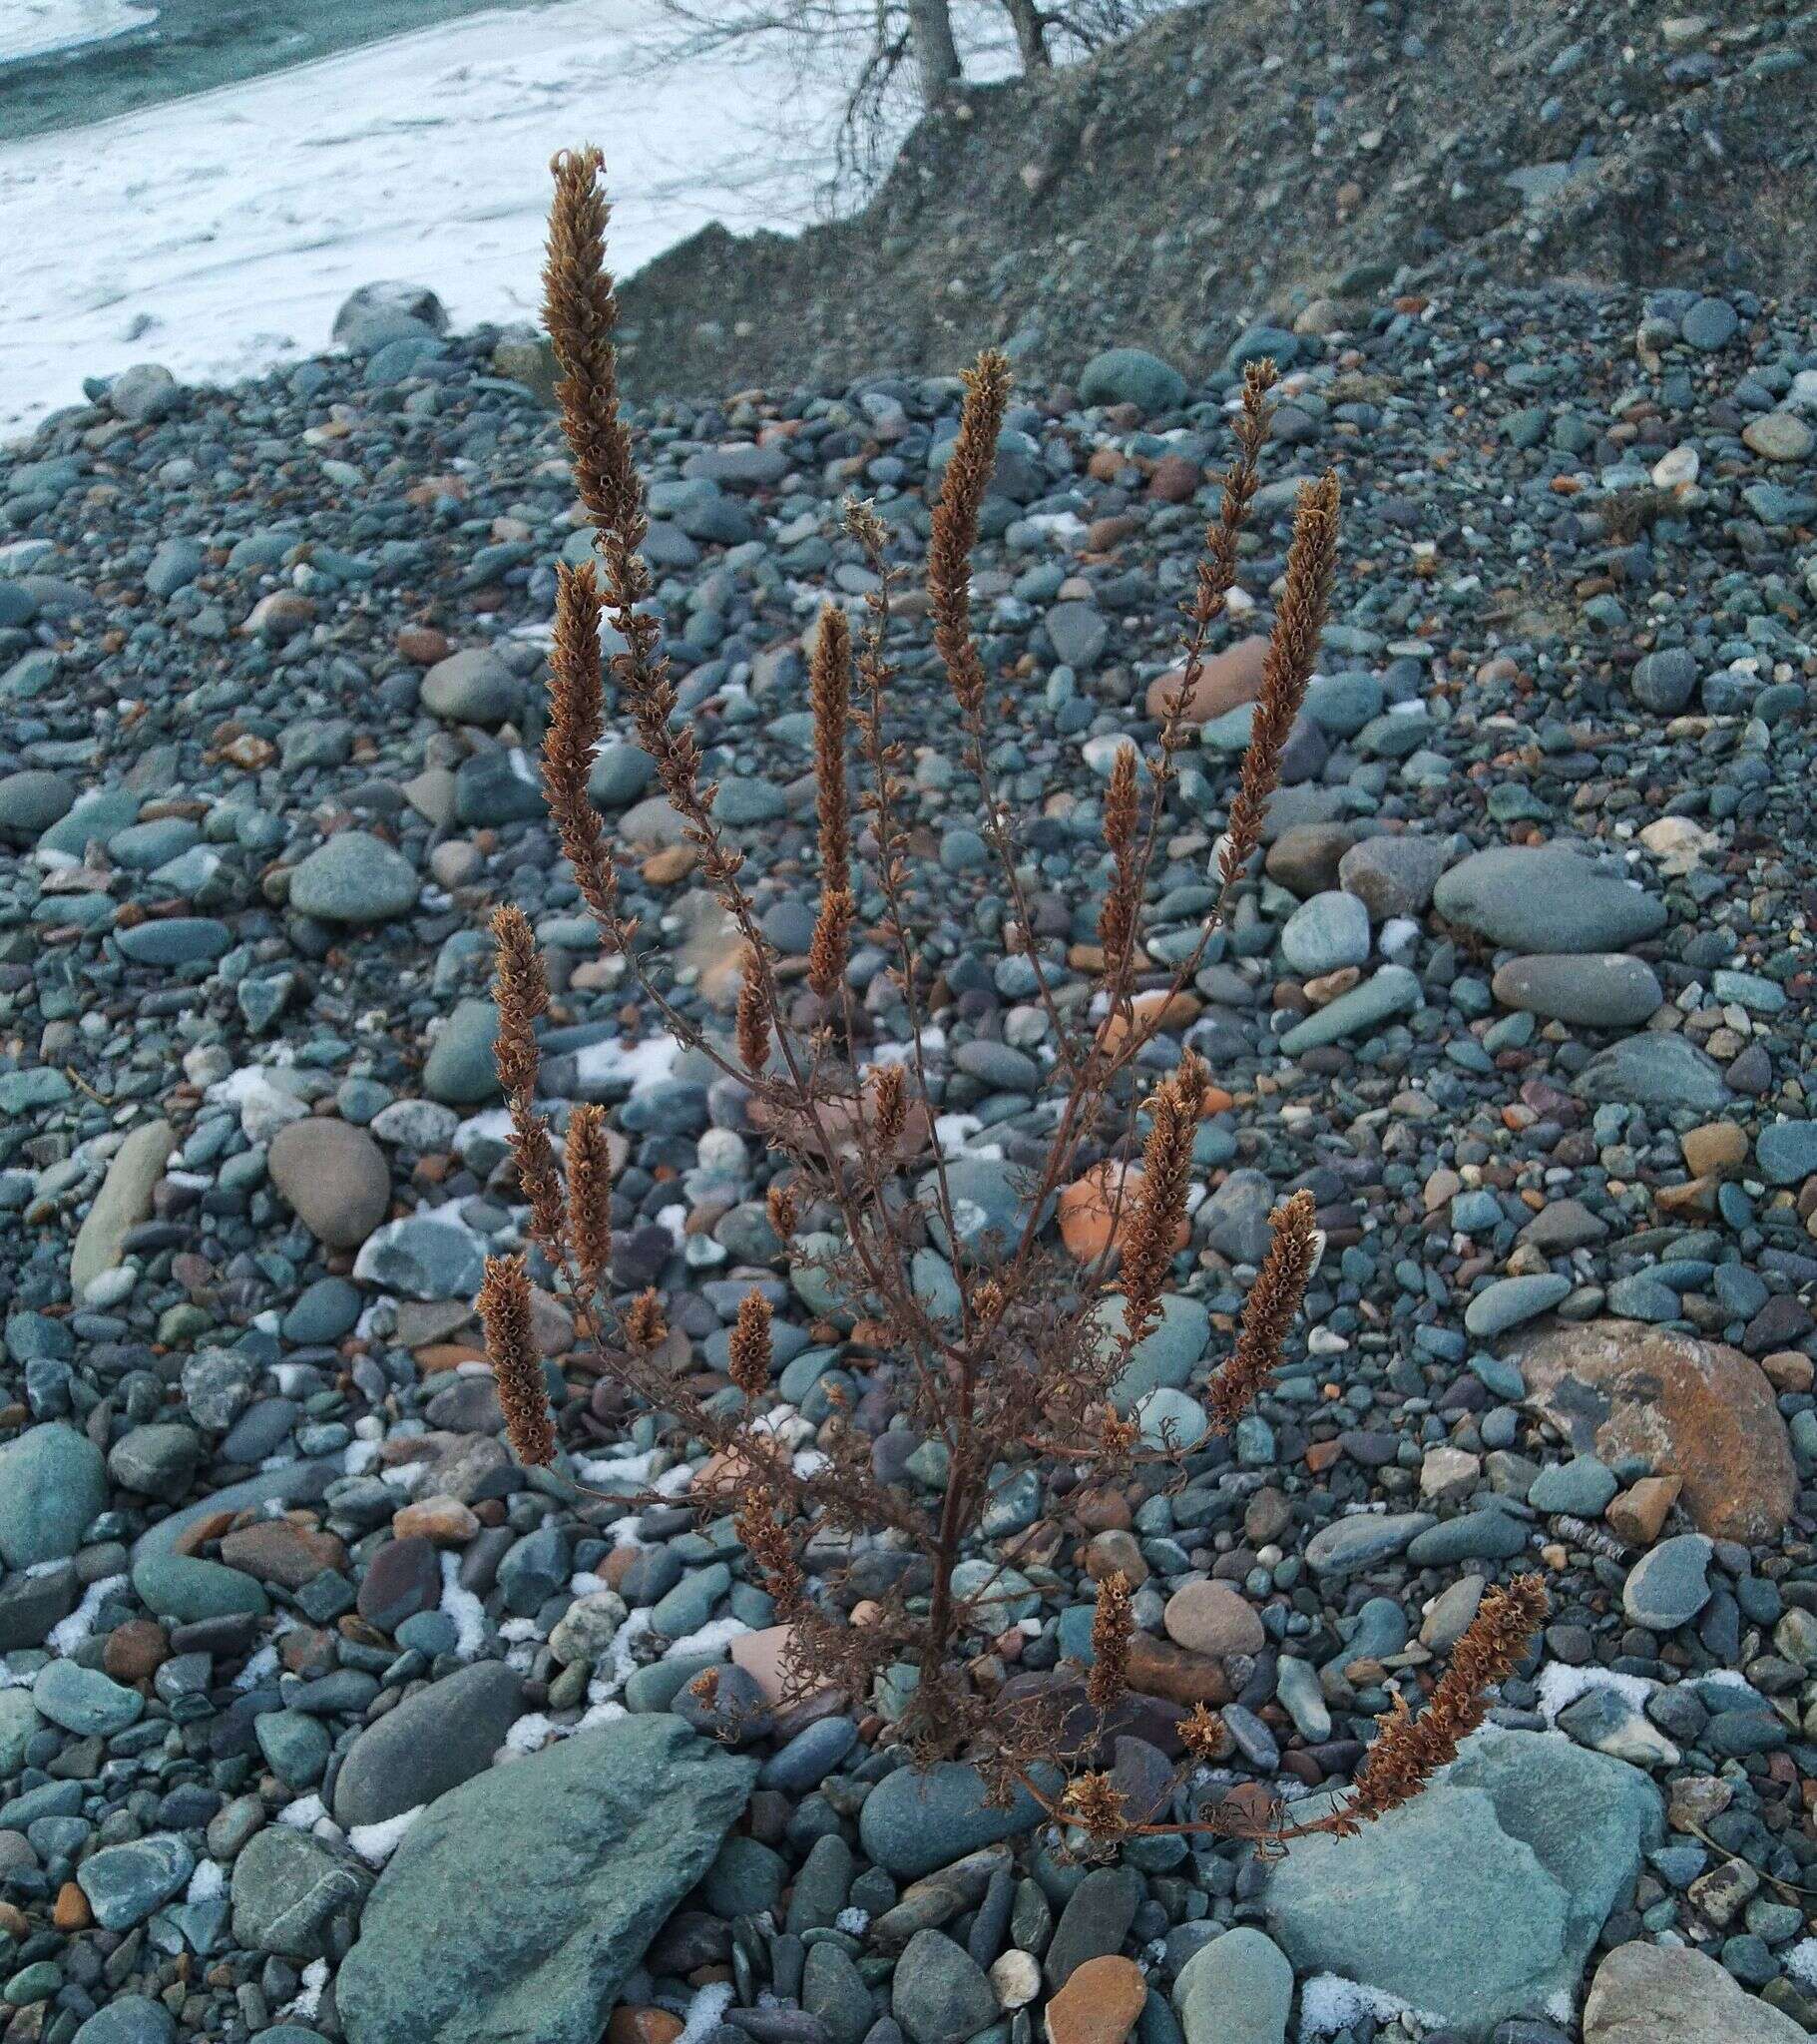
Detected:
left=1047, top=1956, right=1147, bottom=2044
left=1514, top=1319, right=1795, bottom=1542
left=1125, top=1633, right=1232, bottom=1708
left=1142, top=633, right=1269, bottom=723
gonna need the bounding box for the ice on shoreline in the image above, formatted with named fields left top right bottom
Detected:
left=1, top=1, right=155, bottom=70
left=0, top=0, right=839, bottom=438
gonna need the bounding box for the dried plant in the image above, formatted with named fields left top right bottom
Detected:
left=1597, top=485, right=1679, bottom=544
left=1208, top=1188, right=1322, bottom=1433
left=472, top=145, right=1550, bottom=1859
left=480, top=1254, right=555, bottom=1471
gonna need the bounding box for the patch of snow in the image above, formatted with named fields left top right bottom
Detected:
left=277, top=1793, right=327, bottom=1831
left=440, top=1551, right=488, bottom=1660
left=571, top=1032, right=683, bottom=1096
left=48, top=1573, right=126, bottom=1657
left=1698, top=1667, right=1759, bottom=1697
left=1785, top=1938, right=1817, bottom=1989
left=205, top=1065, right=310, bottom=1140
left=1298, top=1976, right=1442, bottom=2040
left=500, top=1713, right=559, bottom=1759
left=353, top=1203, right=491, bottom=1291
left=589, top=1605, right=653, bottom=1703
left=1535, top=1661, right=1657, bottom=1725
left=1020, top=512, right=1087, bottom=542
left=751, top=1408, right=810, bottom=1450
left=575, top=1446, right=663, bottom=1485
left=0, top=5, right=846, bottom=437
left=379, top=1457, right=433, bottom=1491
left=282, top=1958, right=329, bottom=2023
left=576, top=1697, right=629, bottom=1730
left=185, top=1859, right=226, bottom=1904
left=677, top=1982, right=735, bottom=2044
left=933, top=1112, right=984, bottom=1157
left=232, top=1641, right=282, bottom=1693
left=348, top=1806, right=423, bottom=1865
left=665, top=1615, right=749, bottom=1660
left=454, top=1107, right=515, bottom=1160
left=835, top=1905, right=870, bottom=1935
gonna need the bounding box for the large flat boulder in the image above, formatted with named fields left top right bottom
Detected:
left=1267, top=1727, right=1660, bottom=2042
left=336, top=1717, right=755, bottom=2044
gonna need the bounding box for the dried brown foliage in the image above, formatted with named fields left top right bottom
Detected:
left=1209, top=1187, right=1322, bottom=1434
left=479, top=1254, right=554, bottom=1469
left=1086, top=1572, right=1134, bottom=1715
left=1339, top=1575, right=1551, bottom=1826
left=728, top=1288, right=773, bottom=1400
left=1598, top=485, right=1678, bottom=544
left=470, top=145, right=1549, bottom=1857
left=1119, top=1049, right=1206, bottom=1346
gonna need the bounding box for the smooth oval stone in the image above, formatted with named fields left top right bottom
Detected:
left=288, top=830, right=419, bottom=924
left=859, top=1762, right=1061, bottom=1880
left=1491, top=954, right=1662, bottom=1028
left=1433, top=846, right=1665, bottom=954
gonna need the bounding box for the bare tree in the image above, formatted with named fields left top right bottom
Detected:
left=998, top=0, right=1054, bottom=71
left=908, top=0, right=966, bottom=100
left=643, top=0, right=1178, bottom=202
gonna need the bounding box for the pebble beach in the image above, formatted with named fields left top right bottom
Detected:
left=1, top=261, right=1816, bottom=2044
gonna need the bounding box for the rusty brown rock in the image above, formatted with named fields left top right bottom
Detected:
left=1162, top=1580, right=1265, bottom=1659
left=1072, top=1486, right=1134, bottom=1533
left=53, top=1881, right=92, bottom=1932
left=1146, top=455, right=1201, bottom=503
left=1046, top=1955, right=1147, bottom=2044
left=392, top=1495, right=481, bottom=1546
left=1125, top=1633, right=1232, bottom=1708
left=396, top=626, right=453, bottom=666
left=730, top=1623, right=839, bottom=1707
left=102, top=1619, right=170, bottom=1684
left=608, top=2011, right=683, bottom=2044
left=1679, top=1122, right=1748, bottom=1179
left=1058, top=1162, right=1187, bottom=1268
left=1142, top=634, right=1268, bottom=724
left=642, top=843, right=697, bottom=884
left=1097, top=987, right=1202, bottom=1054
left=1606, top=1475, right=1682, bottom=1548
left=218, top=1515, right=347, bottom=1588
left=1513, top=1319, right=1794, bottom=1542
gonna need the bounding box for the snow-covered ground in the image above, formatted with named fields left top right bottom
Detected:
left=0, top=1, right=155, bottom=68
left=0, top=0, right=865, bottom=438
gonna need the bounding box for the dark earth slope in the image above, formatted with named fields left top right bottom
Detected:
left=618, top=0, right=1815, bottom=398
